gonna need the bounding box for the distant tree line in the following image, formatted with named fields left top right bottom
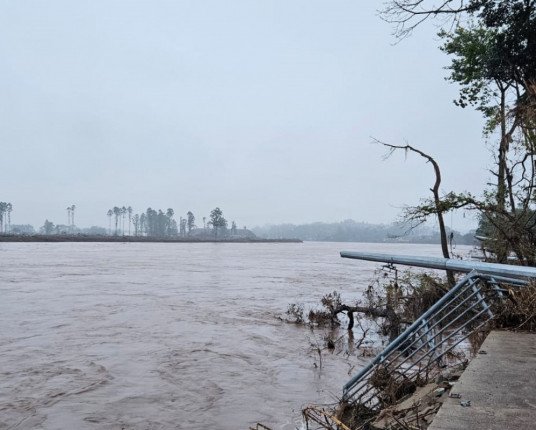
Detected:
left=100, top=206, right=243, bottom=238
left=10, top=224, right=35, bottom=235
left=252, top=219, right=476, bottom=245
left=38, top=220, right=105, bottom=235
left=106, top=206, right=133, bottom=235
left=30, top=205, right=247, bottom=238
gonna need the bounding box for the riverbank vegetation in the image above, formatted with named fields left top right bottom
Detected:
left=106, top=206, right=238, bottom=238
left=7, top=206, right=255, bottom=242
left=0, top=203, right=257, bottom=240
left=2, top=201, right=478, bottom=244
left=278, top=1, right=536, bottom=429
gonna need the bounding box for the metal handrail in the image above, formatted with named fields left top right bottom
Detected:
left=343, top=270, right=478, bottom=393
left=340, top=253, right=536, bottom=405
left=341, top=251, right=536, bottom=279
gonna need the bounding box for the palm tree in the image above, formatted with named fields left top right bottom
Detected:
left=113, top=207, right=121, bottom=235
left=127, top=206, right=133, bottom=235
left=121, top=206, right=127, bottom=235
left=132, top=214, right=140, bottom=236
left=0, top=202, right=7, bottom=233
left=145, top=208, right=155, bottom=236
left=6, top=203, right=12, bottom=233
left=166, top=208, right=174, bottom=235
left=187, top=211, right=195, bottom=234
left=70, top=205, right=76, bottom=230
left=140, top=213, right=146, bottom=236
left=66, top=206, right=71, bottom=227
left=107, top=209, right=113, bottom=235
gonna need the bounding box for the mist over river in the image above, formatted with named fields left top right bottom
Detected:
left=0, top=242, right=470, bottom=429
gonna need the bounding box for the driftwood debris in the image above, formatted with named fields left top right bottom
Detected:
left=333, top=305, right=388, bottom=330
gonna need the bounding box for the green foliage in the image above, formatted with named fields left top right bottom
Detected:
left=418, top=2, right=536, bottom=265
left=143, top=207, right=178, bottom=237
left=386, top=1, right=536, bottom=82
left=402, top=191, right=478, bottom=225
left=209, top=207, right=227, bottom=228
left=209, top=207, right=228, bottom=237
left=439, top=26, right=506, bottom=120
left=476, top=0, right=536, bottom=85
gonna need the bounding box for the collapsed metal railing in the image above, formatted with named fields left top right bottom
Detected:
left=339, top=252, right=536, bottom=408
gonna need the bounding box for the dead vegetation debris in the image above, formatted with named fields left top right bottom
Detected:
left=369, top=367, right=417, bottom=406
left=493, top=282, right=536, bottom=331
left=285, top=269, right=536, bottom=430
left=302, top=366, right=464, bottom=430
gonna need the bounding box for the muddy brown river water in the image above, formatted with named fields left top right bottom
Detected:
left=0, top=241, right=470, bottom=429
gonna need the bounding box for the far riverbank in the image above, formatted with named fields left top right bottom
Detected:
left=0, top=234, right=302, bottom=243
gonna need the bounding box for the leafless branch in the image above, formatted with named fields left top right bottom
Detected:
left=372, top=137, right=455, bottom=284
left=379, top=0, right=478, bottom=38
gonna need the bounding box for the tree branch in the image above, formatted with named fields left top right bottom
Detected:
left=373, top=137, right=455, bottom=285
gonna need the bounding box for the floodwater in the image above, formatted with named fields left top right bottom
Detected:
left=0, top=241, right=470, bottom=429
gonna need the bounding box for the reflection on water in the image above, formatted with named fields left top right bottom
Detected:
left=0, top=242, right=468, bottom=429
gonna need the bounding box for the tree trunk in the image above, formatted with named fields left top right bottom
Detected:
left=377, top=140, right=455, bottom=286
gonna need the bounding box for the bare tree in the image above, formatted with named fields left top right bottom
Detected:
left=380, top=0, right=479, bottom=39
left=374, top=138, right=455, bottom=285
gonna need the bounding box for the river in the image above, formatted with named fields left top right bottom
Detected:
left=0, top=241, right=470, bottom=429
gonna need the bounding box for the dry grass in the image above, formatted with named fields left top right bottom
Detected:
left=493, top=282, right=536, bottom=331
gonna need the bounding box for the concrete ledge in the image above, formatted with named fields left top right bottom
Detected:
left=429, top=330, right=536, bottom=430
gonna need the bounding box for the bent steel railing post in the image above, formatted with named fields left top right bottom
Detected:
left=340, top=252, right=536, bottom=406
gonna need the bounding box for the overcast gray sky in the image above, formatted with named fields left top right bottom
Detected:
left=0, top=1, right=489, bottom=232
